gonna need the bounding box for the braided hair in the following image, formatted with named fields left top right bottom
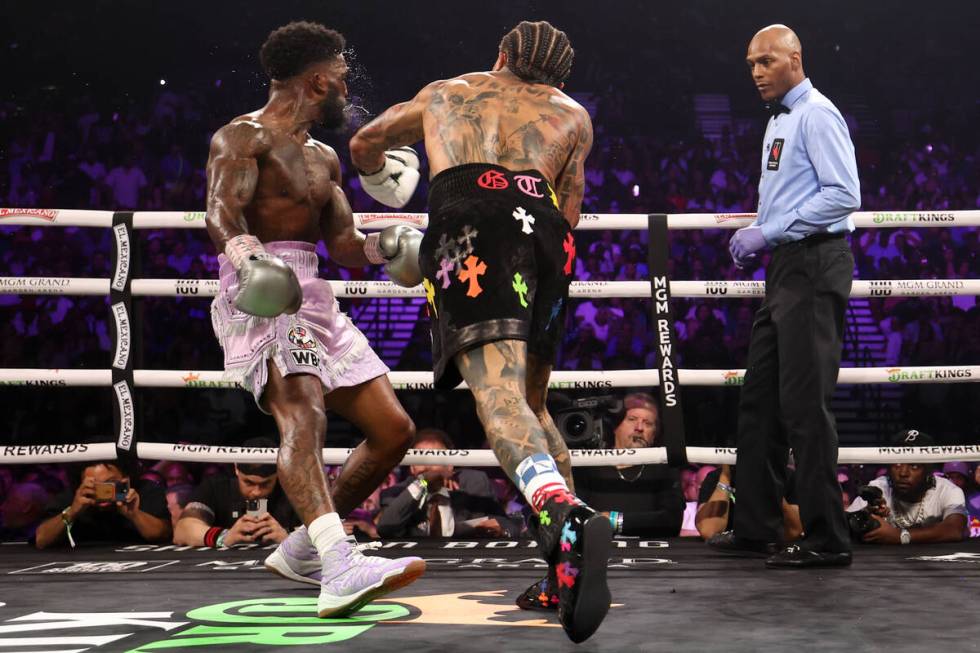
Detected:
left=498, top=20, right=574, bottom=87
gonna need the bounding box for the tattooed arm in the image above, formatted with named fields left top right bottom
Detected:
left=349, top=82, right=439, bottom=173
left=553, top=107, right=593, bottom=229
left=319, top=146, right=371, bottom=268
left=204, top=121, right=266, bottom=251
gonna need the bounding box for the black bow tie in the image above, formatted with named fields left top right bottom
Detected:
left=766, top=102, right=790, bottom=118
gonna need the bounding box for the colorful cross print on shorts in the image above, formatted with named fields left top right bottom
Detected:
left=513, top=272, right=529, bottom=307
left=457, top=255, right=488, bottom=297
left=418, top=163, right=576, bottom=391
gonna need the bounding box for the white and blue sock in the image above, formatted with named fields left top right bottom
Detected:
left=515, top=453, right=580, bottom=513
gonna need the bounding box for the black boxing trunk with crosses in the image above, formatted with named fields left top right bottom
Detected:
left=420, top=163, right=575, bottom=389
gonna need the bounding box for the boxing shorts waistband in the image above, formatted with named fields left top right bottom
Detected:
left=218, top=240, right=320, bottom=284
left=428, top=163, right=560, bottom=217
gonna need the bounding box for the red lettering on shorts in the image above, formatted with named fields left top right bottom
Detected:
left=477, top=170, right=509, bottom=190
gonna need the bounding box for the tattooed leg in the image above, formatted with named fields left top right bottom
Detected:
left=526, top=351, right=575, bottom=491
left=454, top=340, right=552, bottom=482
left=324, top=376, right=414, bottom=517
left=262, top=362, right=335, bottom=524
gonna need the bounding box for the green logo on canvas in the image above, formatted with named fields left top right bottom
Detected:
left=128, top=597, right=410, bottom=651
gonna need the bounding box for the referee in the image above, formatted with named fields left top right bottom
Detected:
left=708, top=24, right=860, bottom=568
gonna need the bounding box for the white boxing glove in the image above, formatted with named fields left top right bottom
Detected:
left=358, top=147, right=421, bottom=208
left=364, top=225, right=423, bottom=287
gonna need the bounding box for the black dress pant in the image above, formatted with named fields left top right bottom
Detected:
left=733, top=234, right=853, bottom=553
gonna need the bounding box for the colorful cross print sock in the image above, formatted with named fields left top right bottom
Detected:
left=516, top=453, right=581, bottom=513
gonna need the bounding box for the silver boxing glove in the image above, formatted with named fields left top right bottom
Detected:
left=365, top=225, right=423, bottom=287
left=224, top=235, right=302, bottom=317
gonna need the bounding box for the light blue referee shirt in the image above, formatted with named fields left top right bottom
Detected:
left=756, top=78, right=861, bottom=246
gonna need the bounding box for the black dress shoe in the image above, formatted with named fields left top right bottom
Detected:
left=706, top=530, right=777, bottom=557
left=765, top=545, right=852, bottom=568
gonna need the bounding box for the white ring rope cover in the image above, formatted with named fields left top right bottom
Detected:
left=2, top=206, right=976, bottom=469
left=3, top=442, right=980, bottom=466
left=2, top=277, right=978, bottom=299
left=1, top=207, right=979, bottom=230
left=0, top=366, right=976, bottom=388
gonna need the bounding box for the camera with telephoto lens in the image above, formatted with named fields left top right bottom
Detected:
left=847, top=485, right=885, bottom=537
left=554, top=395, right=623, bottom=449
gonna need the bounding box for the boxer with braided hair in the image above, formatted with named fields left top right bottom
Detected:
left=351, top=19, right=610, bottom=644
left=498, top=20, right=574, bottom=87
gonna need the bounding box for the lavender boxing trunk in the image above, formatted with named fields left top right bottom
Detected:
left=211, top=241, right=389, bottom=411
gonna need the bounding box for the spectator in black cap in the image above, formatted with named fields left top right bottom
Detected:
left=173, top=437, right=300, bottom=547
left=845, top=429, right=967, bottom=545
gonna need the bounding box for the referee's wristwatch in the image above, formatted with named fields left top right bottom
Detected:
left=900, top=528, right=911, bottom=545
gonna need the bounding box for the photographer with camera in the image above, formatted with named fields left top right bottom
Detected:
left=846, top=429, right=967, bottom=545
left=35, top=461, right=171, bottom=549
left=561, top=392, right=684, bottom=538
left=174, top=438, right=300, bottom=547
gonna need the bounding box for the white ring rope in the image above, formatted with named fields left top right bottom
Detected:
left=3, top=442, right=979, bottom=466
left=2, top=207, right=979, bottom=230
left=2, top=277, right=978, bottom=299
left=0, top=366, right=976, bottom=388
left=2, top=207, right=976, bottom=469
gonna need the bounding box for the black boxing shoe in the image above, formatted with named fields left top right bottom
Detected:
left=516, top=570, right=559, bottom=611
left=537, top=500, right=613, bottom=643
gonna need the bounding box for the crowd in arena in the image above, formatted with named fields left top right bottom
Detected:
left=1, top=74, right=978, bottom=546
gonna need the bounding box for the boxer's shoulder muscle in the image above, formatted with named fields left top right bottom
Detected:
left=210, top=118, right=272, bottom=159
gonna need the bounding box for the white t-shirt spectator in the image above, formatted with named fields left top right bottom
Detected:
left=847, top=475, right=967, bottom=530
left=105, top=165, right=148, bottom=209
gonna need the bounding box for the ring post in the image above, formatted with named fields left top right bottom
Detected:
left=647, top=213, right=688, bottom=466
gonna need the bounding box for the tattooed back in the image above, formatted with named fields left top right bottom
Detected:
left=421, top=71, right=589, bottom=186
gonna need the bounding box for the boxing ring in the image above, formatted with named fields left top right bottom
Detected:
left=1, top=206, right=979, bottom=651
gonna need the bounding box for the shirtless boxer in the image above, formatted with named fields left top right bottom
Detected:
left=203, top=21, right=424, bottom=617
left=350, top=21, right=608, bottom=643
